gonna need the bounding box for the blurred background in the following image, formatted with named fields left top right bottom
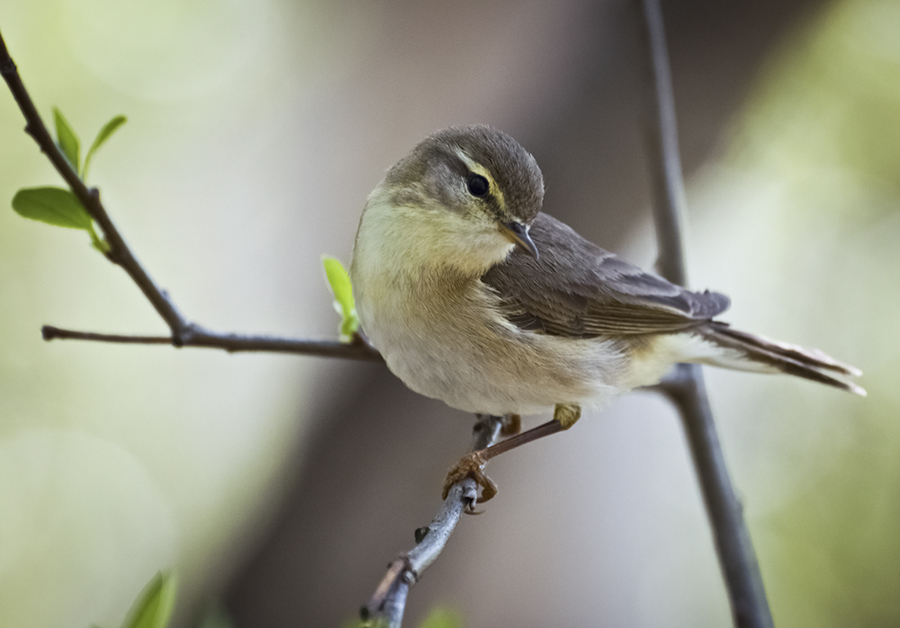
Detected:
left=1, top=0, right=898, bottom=626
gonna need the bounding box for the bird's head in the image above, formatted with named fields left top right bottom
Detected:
left=363, top=125, right=544, bottom=276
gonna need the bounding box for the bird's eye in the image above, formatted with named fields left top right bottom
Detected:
left=466, top=173, right=490, bottom=197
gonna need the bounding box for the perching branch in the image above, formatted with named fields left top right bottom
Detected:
left=363, top=415, right=504, bottom=628
left=635, top=1, right=774, bottom=627
left=0, top=29, right=379, bottom=362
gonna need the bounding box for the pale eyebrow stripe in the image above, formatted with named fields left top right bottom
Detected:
left=453, top=148, right=507, bottom=213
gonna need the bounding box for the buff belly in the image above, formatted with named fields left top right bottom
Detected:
left=365, top=304, right=634, bottom=416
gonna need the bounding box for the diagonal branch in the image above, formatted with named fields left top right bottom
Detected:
left=363, top=415, right=504, bottom=628
left=635, top=1, right=774, bottom=627
left=0, top=29, right=378, bottom=361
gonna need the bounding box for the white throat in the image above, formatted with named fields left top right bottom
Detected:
left=352, top=183, right=515, bottom=281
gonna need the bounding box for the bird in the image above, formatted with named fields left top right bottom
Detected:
left=349, top=124, right=864, bottom=503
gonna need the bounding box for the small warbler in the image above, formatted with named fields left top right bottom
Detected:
left=350, top=125, right=863, bottom=502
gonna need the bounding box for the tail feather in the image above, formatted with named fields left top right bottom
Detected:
left=698, top=322, right=866, bottom=396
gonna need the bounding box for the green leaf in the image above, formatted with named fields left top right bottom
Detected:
left=12, top=187, right=93, bottom=230
left=322, top=256, right=359, bottom=343
left=84, top=115, right=127, bottom=180
left=120, top=571, right=178, bottom=628
left=53, top=107, right=81, bottom=174
left=419, top=607, right=463, bottom=628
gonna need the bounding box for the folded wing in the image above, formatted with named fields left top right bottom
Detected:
left=481, top=212, right=730, bottom=337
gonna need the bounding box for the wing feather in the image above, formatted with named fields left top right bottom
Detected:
left=481, top=213, right=730, bottom=337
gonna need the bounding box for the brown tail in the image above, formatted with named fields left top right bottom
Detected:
left=699, top=322, right=866, bottom=396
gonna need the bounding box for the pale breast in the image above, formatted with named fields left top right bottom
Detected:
left=357, top=270, right=631, bottom=416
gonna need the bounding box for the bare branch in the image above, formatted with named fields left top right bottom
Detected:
left=41, top=325, right=383, bottom=360
left=363, top=415, right=504, bottom=628
left=635, top=1, right=774, bottom=627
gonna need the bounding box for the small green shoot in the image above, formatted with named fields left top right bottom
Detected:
left=11, top=109, right=126, bottom=253
left=13, top=186, right=92, bottom=230
left=54, top=107, right=81, bottom=173
left=84, top=115, right=127, bottom=180
left=12, top=186, right=109, bottom=252
left=322, top=256, right=359, bottom=342
left=419, top=607, right=463, bottom=628
left=119, top=571, right=178, bottom=628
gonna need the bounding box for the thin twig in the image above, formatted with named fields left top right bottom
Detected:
left=0, top=29, right=378, bottom=361
left=363, top=415, right=504, bottom=628
left=41, top=325, right=383, bottom=360
left=635, top=1, right=774, bottom=627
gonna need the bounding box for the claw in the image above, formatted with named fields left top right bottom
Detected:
left=441, top=450, right=498, bottom=505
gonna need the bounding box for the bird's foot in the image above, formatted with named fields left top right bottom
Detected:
left=442, top=450, right=498, bottom=506
left=553, top=403, right=581, bottom=429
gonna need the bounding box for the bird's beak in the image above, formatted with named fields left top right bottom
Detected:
left=499, top=221, right=539, bottom=260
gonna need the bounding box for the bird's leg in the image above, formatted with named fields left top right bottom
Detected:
left=500, top=413, right=522, bottom=436
left=441, top=404, right=582, bottom=503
